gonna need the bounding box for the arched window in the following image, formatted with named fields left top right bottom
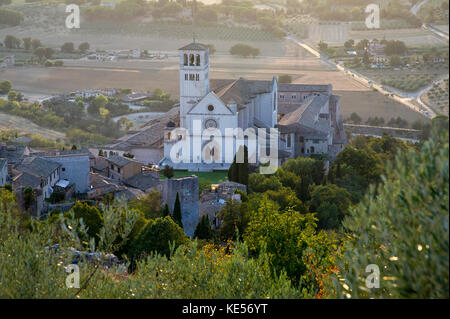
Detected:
left=184, top=54, right=188, bottom=66
left=196, top=54, right=201, bottom=66
left=310, top=146, right=315, bottom=154
left=189, top=54, right=195, bottom=66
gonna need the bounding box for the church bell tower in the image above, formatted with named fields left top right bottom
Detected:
left=178, top=42, right=211, bottom=128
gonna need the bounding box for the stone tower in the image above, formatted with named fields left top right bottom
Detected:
left=179, top=42, right=210, bottom=128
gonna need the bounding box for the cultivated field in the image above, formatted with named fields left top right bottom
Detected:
left=306, top=27, right=447, bottom=47
left=335, top=90, right=427, bottom=123
left=0, top=113, right=66, bottom=141
left=421, top=79, right=449, bottom=115
left=0, top=2, right=286, bottom=57
left=1, top=53, right=428, bottom=124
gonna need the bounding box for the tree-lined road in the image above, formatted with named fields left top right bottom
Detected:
left=287, top=36, right=438, bottom=119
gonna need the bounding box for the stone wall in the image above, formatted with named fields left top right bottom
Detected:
left=344, top=124, right=422, bottom=141
left=161, top=176, right=199, bottom=238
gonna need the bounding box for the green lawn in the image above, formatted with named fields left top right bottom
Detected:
left=159, top=171, right=228, bottom=184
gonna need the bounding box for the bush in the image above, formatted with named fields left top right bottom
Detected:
left=130, top=216, right=187, bottom=260
left=230, top=43, right=260, bottom=58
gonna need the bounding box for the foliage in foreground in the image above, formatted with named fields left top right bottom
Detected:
left=0, top=190, right=303, bottom=298
left=334, top=130, right=449, bottom=298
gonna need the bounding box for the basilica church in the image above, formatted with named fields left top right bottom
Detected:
left=160, top=42, right=346, bottom=172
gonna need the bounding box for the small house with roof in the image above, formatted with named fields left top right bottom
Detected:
left=105, top=155, right=143, bottom=181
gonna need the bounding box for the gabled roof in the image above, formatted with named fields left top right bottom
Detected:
left=210, top=78, right=274, bottom=108
left=123, top=172, right=160, bottom=191
left=16, top=157, right=61, bottom=179
left=278, top=94, right=329, bottom=126
left=0, top=145, right=27, bottom=165
left=13, top=171, right=42, bottom=189
left=179, top=42, right=209, bottom=51
left=106, top=155, right=140, bottom=168
left=105, top=107, right=179, bottom=151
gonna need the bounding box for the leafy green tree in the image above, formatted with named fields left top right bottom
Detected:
left=244, top=199, right=337, bottom=288
left=194, top=215, right=214, bottom=240
left=7, top=90, right=17, bottom=101
left=78, top=42, right=90, bottom=52
left=330, top=145, right=382, bottom=187
left=230, top=43, right=260, bottom=58
left=61, top=42, right=75, bottom=53
left=162, top=203, right=170, bottom=217
left=362, top=50, right=370, bottom=65
left=389, top=54, right=401, bottom=67
left=131, top=216, right=187, bottom=259
left=0, top=80, right=12, bottom=94
left=280, top=157, right=325, bottom=201
left=44, top=47, right=55, bottom=59
left=33, top=46, right=46, bottom=61
left=264, top=187, right=307, bottom=213
left=161, top=165, right=174, bottom=179
left=31, top=38, right=41, bottom=50
left=22, top=187, right=35, bottom=210
left=172, top=192, right=183, bottom=228
left=217, top=199, right=249, bottom=240
left=65, top=201, right=104, bottom=242
left=308, top=184, right=352, bottom=229
left=248, top=173, right=282, bottom=194
left=335, top=130, right=449, bottom=298
left=344, top=39, right=354, bottom=50
left=129, top=190, right=161, bottom=219
left=318, top=41, right=328, bottom=53
left=87, top=94, right=108, bottom=116
left=22, top=37, right=32, bottom=51
left=3, top=34, right=20, bottom=49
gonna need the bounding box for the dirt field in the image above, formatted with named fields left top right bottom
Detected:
left=0, top=113, right=66, bottom=141
left=336, top=90, right=427, bottom=123
left=1, top=52, right=428, bottom=124
left=1, top=55, right=367, bottom=95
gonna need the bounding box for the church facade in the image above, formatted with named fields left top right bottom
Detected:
left=161, top=42, right=279, bottom=172
left=160, top=42, right=346, bottom=172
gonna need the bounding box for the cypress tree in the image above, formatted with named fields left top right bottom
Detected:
left=172, top=193, right=183, bottom=229
left=237, top=146, right=249, bottom=187
left=227, top=145, right=249, bottom=186
left=162, top=203, right=170, bottom=217
left=194, top=215, right=214, bottom=240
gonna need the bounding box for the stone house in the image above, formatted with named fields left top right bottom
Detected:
left=277, top=91, right=346, bottom=163
left=0, top=144, right=31, bottom=173
left=30, top=149, right=91, bottom=194
left=105, top=155, right=143, bottom=181
left=14, top=157, right=61, bottom=200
